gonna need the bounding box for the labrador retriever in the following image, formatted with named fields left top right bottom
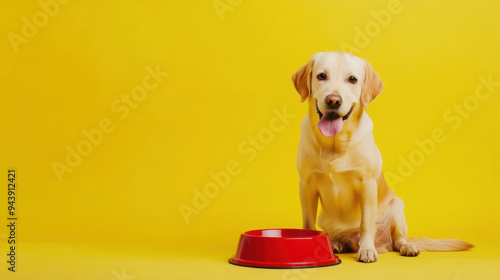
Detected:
left=292, top=52, right=473, bottom=263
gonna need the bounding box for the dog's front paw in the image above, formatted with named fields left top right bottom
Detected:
left=400, top=243, right=420, bottom=257
left=357, top=248, right=378, bottom=263
left=331, top=240, right=345, bottom=253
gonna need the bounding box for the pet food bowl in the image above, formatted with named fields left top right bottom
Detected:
left=229, top=228, right=341, bottom=269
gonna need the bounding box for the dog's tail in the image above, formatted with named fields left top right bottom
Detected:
left=408, top=237, right=474, bottom=252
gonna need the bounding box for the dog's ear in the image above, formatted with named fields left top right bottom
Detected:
left=361, top=61, right=384, bottom=109
left=292, top=58, right=315, bottom=103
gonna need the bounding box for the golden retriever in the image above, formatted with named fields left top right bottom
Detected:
left=291, top=52, right=473, bottom=263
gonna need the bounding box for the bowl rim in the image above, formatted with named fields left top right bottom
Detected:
left=228, top=255, right=341, bottom=269
left=241, top=228, right=328, bottom=239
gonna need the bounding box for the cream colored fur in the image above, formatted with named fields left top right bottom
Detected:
left=292, top=52, right=473, bottom=263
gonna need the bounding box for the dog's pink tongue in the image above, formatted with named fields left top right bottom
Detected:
left=318, top=114, right=343, bottom=137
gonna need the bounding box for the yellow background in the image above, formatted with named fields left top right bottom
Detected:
left=1, top=0, right=499, bottom=279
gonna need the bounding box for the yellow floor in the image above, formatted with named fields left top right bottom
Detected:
left=1, top=241, right=499, bottom=280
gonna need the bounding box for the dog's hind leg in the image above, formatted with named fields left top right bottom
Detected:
left=331, top=240, right=346, bottom=253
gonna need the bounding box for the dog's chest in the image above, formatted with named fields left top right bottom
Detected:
left=317, top=154, right=362, bottom=197
left=317, top=170, right=360, bottom=216
left=318, top=151, right=359, bottom=176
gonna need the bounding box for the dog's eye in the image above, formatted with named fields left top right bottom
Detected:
left=317, top=73, right=327, bottom=80
left=348, top=76, right=358, bottom=84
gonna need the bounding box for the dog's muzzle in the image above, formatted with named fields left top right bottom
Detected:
left=316, top=100, right=353, bottom=121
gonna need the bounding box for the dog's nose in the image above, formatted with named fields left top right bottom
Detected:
left=325, top=95, right=342, bottom=109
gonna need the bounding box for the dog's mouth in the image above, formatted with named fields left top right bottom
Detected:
left=315, top=100, right=354, bottom=138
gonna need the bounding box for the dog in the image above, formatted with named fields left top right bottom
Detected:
left=291, top=52, right=473, bottom=263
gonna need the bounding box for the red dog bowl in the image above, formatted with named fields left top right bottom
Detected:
left=229, top=228, right=341, bottom=269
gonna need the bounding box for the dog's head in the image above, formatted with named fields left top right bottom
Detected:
left=292, top=52, right=384, bottom=138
